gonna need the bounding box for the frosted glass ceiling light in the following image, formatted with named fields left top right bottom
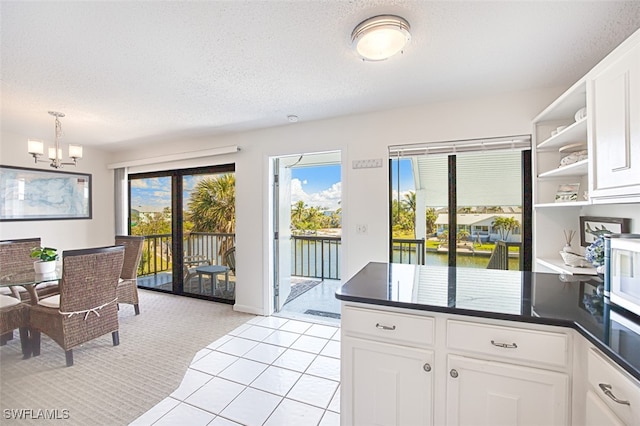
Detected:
left=351, top=15, right=411, bottom=61
left=27, top=111, right=82, bottom=169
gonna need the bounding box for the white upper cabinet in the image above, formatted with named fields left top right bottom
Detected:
left=589, top=30, right=640, bottom=202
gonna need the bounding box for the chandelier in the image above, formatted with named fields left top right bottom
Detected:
left=27, top=111, right=82, bottom=169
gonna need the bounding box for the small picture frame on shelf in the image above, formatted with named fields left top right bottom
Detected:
left=579, top=216, right=632, bottom=246
left=555, top=183, right=580, bottom=203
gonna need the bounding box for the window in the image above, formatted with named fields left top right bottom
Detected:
left=390, top=135, right=532, bottom=271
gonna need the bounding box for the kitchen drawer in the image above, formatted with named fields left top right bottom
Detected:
left=447, top=320, right=569, bottom=367
left=342, top=306, right=434, bottom=347
left=588, top=348, right=640, bottom=425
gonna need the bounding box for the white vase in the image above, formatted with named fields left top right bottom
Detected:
left=563, top=244, right=573, bottom=253
left=34, top=260, right=56, bottom=274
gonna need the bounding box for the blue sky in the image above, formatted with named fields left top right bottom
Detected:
left=291, top=164, right=341, bottom=210
left=130, top=174, right=215, bottom=212
left=130, top=160, right=414, bottom=212
left=391, top=158, right=415, bottom=194
left=129, top=168, right=346, bottom=212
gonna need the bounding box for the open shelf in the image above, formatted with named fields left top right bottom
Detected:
left=537, top=118, right=587, bottom=151
left=536, top=258, right=597, bottom=276
left=534, top=201, right=590, bottom=208
left=538, top=159, right=588, bottom=178
left=533, top=80, right=586, bottom=122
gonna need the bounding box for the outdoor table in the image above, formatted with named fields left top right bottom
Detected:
left=195, top=265, right=230, bottom=295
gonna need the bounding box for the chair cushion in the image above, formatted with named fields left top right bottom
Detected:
left=0, top=294, right=21, bottom=309
left=38, top=294, right=60, bottom=309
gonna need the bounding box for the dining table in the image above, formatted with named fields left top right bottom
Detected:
left=0, top=269, right=61, bottom=305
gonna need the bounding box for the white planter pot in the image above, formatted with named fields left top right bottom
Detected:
left=34, top=260, right=56, bottom=274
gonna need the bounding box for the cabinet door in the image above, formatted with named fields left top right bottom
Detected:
left=585, top=390, right=625, bottom=426
left=592, top=41, right=640, bottom=199
left=341, top=336, right=433, bottom=426
left=446, top=355, right=569, bottom=426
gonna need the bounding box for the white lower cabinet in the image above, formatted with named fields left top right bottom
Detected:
left=585, top=348, right=640, bottom=425
left=445, top=354, right=570, bottom=426
left=342, top=336, right=434, bottom=426
left=341, top=305, right=576, bottom=425
left=585, top=390, right=625, bottom=426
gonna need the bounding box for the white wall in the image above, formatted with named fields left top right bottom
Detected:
left=0, top=130, right=115, bottom=252
left=106, top=87, right=563, bottom=315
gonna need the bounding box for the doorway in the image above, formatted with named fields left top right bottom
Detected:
left=271, top=151, right=342, bottom=324
left=128, top=164, right=236, bottom=303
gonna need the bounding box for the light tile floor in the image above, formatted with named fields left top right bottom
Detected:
left=131, top=316, right=341, bottom=426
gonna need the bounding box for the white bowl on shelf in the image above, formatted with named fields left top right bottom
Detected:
left=574, top=107, right=587, bottom=121
left=559, top=251, right=590, bottom=268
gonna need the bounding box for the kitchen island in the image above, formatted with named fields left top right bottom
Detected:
left=336, top=262, right=640, bottom=425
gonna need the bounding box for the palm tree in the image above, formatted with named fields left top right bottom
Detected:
left=292, top=200, right=306, bottom=228
left=187, top=174, right=236, bottom=234
left=492, top=216, right=520, bottom=241
left=402, top=191, right=417, bottom=237
left=425, top=208, right=437, bottom=235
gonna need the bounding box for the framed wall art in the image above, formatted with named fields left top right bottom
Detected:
left=579, top=215, right=631, bottom=246
left=0, top=165, right=92, bottom=221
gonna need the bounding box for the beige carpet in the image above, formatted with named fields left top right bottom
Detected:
left=0, top=289, right=254, bottom=425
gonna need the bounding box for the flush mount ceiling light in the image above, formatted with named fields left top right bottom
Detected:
left=351, top=15, right=411, bottom=61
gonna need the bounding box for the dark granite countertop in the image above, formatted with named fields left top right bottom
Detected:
left=336, top=262, right=640, bottom=382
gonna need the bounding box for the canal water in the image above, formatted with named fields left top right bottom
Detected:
left=392, top=250, right=520, bottom=270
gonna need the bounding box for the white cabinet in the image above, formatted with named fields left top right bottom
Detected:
left=445, top=319, right=570, bottom=425
left=341, top=305, right=435, bottom=425
left=586, top=348, right=640, bottom=425
left=585, top=390, right=625, bottom=426
left=341, top=305, right=574, bottom=426
left=446, top=354, right=569, bottom=426
left=590, top=34, right=640, bottom=201
left=342, top=336, right=434, bottom=426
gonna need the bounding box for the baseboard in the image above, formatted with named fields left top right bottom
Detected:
left=233, top=304, right=264, bottom=316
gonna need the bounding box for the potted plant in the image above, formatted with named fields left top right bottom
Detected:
left=31, top=246, right=58, bottom=274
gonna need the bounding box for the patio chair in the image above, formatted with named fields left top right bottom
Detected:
left=115, top=235, right=145, bottom=315
left=223, top=247, right=236, bottom=274
left=29, top=245, right=124, bottom=367
left=183, top=255, right=210, bottom=286
left=487, top=240, right=509, bottom=270
left=0, top=238, right=59, bottom=303
left=0, top=294, right=30, bottom=358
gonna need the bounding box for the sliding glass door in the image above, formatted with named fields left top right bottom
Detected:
left=390, top=136, right=532, bottom=271
left=128, top=164, right=235, bottom=303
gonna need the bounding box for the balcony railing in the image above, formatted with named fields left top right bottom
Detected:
left=292, top=235, right=341, bottom=280
left=137, top=232, right=235, bottom=276
left=391, top=238, right=425, bottom=265
left=138, top=233, right=436, bottom=281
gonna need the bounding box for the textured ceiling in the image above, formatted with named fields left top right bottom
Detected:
left=1, top=1, right=639, bottom=151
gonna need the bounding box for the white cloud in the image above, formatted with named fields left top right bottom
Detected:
left=291, top=178, right=341, bottom=210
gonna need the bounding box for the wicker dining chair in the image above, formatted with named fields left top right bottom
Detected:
left=0, top=238, right=60, bottom=303
left=115, top=235, right=145, bottom=315
left=29, top=245, right=125, bottom=367
left=0, top=294, right=30, bottom=358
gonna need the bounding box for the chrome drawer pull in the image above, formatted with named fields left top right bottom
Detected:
left=375, top=323, right=396, bottom=331
left=491, top=340, right=518, bottom=349
left=599, top=383, right=631, bottom=406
